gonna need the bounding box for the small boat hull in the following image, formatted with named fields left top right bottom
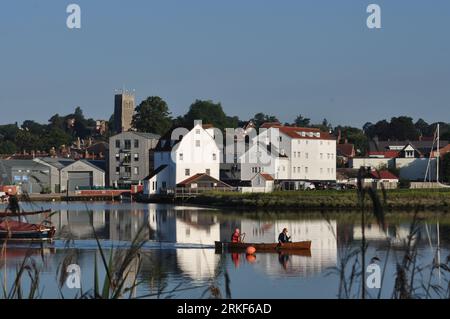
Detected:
left=215, top=241, right=311, bottom=252
left=0, top=229, right=55, bottom=242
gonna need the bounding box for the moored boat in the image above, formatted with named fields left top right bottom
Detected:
left=215, top=241, right=312, bottom=252
left=0, top=220, right=56, bottom=242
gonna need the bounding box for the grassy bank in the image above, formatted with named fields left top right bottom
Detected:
left=186, top=189, right=450, bottom=211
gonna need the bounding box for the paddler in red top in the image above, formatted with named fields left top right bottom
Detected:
left=231, top=228, right=242, bottom=243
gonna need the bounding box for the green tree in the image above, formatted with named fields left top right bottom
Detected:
left=414, top=118, right=430, bottom=137
left=132, top=96, right=172, bottom=135
left=334, top=126, right=369, bottom=155
left=43, top=128, right=73, bottom=150
left=252, top=113, right=280, bottom=129
left=294, top=115, right=311, bottom=127
left=0, top=141, right=17, bottom=154
left=389, top=116, right=419, bottom=140
left=183, top=100, right=235, bottom=130
left=0, top=124, right=19, bottom=141
left=15, top=130, right=42, bottom=152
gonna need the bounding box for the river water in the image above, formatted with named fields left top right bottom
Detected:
left=0, top=202, right=449, bottom=299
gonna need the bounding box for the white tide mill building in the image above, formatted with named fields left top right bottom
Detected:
left=144, top=121, right=221, bottom=194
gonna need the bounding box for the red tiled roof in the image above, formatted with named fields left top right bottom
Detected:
left=178, top=173, right=205, bottom=186
left=370, top=170, right=399, bottom=180
left=177, top=173, right=231, bottom=188
left=368, top=151, right=399, bottom=158
left=260, top=122, right=282, bottom=129
left=261, top=124, right=335, bottom=140
left=260, top=173, right=274, bottom=181
left=337, top=143, right=355, bottom=157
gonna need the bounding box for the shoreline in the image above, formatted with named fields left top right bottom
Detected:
left=173, top=189, right=450, bottom=212
left=10, top=189, right=450, bottom=213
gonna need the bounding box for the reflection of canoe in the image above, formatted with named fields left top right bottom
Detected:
left=215, top=241, right=311, bottom=251
left=0, top=209, right=52, bottom=218
left=0, top=220, right=56, bottom=242
left=217, top=249, right=312, bottom=257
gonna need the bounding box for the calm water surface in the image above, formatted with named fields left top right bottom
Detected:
left=1, top=202, right=449, bottom=299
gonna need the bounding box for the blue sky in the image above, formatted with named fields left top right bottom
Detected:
left=0, top=0, right=449, bottom=127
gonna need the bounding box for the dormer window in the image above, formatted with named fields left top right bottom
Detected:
left=405, top=150, right=414, bottom=158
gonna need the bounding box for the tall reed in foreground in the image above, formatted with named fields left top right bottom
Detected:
left=326, top=168, right=450, bottom=299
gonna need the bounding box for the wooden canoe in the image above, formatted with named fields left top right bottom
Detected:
left=215, top=241, right=311, bottom=251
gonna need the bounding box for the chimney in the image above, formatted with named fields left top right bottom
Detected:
left=337, top=129, right=342, bottom=144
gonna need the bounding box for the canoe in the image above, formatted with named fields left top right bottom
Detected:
left=215, top=241, right=311, bottom=251
left=0, top=220, right=56, bottom=242
left=0, top=209, right=52, bottom=218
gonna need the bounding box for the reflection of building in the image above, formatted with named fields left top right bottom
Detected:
left=148, top=205, right=220, bottom=245
left=27, top=209, right=108, bottom=239
left=147, top=204, right=220, bottom=280
left=353, top=223, right=417, bottom=245
left=109, top=209, right=149, bottom=241
left=176, top=249, right=218, bottom=281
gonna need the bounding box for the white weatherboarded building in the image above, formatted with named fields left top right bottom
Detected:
left=144, top=121, right=221, bottom=195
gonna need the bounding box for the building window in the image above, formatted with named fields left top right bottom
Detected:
left=134, top=167, right=139, bottom=175
left=185, top=169, right=190, bottom=176
left=279, top=136, right=282, bottom=142
left=293, top=167, right=296, bottom=173
left=206, top=169, right=211, bottom=175
left=162, top=181, right=167, bottom=189
left=115, top=140, right=120, bottom=148
left=124, top=140, right=131, bottom=150
left=305, top=167, right=309, bottom=174
left=152, top=181, right=155, bottom=191
left=305, top=153, right=309, bottom=159
left=196, top=129, right=200, bottom=134
left=196, top=140, right=200, bottom=147
left=298, top=167, right=301, bottom=173
left=179, top=153, right=183, bottom=161
left=115, top=167, right=120, bottom=175
left=213, top=153, right=217, bottom=161
left=294, top=152, right=296, bottom=158
left=115, top=153, right=120, bottom=161
left=134, top=154, right=139, bottom=161
left=134, top=140, right=139, bottom=148
left=320, top=153, right=323, bottom=159
left=306, top=141, right=309, bottom=145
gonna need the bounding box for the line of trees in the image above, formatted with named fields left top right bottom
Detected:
left=2, top=96, right=450, bottom=157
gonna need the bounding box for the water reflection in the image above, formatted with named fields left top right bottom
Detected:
left=2, top=202, right=449, bottom=299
